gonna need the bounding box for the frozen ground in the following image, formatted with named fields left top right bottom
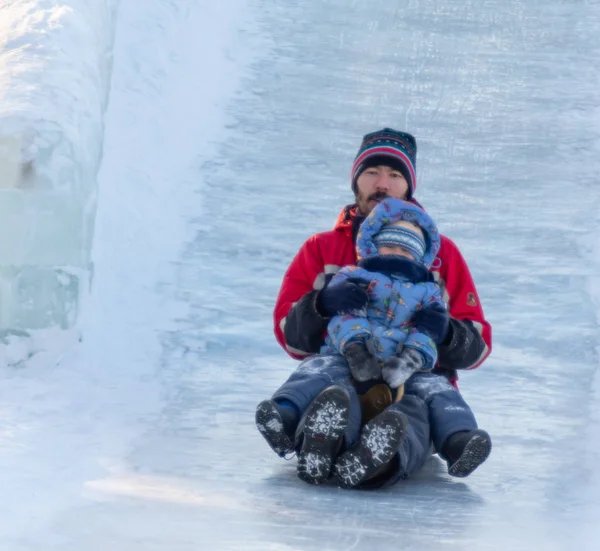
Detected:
left=1, top=0, right=600, bottom=549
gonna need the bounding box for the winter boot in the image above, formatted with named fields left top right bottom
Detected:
left=296, top=385, right=351, bottom=485
left=442, top=429, right=492, bottom=478
left=334, top=408, right=408, bottom=489
left=255, top=399, right=299, bottom=457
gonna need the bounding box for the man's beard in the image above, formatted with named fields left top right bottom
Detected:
left=356, top=190, right=389, bottom=214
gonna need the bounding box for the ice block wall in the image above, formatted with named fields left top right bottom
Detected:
left=0, top=1, right=118, bottom=330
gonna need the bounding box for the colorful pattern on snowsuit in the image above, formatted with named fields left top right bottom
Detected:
left=321, top=199, right=446, bottom=370
left=273, top=202, right=492, bottom=379
left=321, top=266, right=443, bottom=369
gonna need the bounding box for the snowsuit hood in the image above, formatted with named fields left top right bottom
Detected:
left=356, top=198, right=440, bottom=268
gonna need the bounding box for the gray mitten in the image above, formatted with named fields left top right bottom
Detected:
left=344, top=341, right=382, bottom=382
left=382, top=347, right=426, bottom=388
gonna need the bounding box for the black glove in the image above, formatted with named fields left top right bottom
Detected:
left=317, top=278, right=368, bottom=317
left=382, top=347, right=426, bottom=388
left=438, top=318, right=486, bottom=370
left=412, top=302, right=449, bottom=345
left=344, top=341, right=381, bottom=382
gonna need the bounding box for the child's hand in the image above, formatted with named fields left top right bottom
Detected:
left=382, top=348, right=425, bottom=388
left=344, top=342, right=381, bottom=382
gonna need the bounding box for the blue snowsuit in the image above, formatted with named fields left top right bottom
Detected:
left=322, top=198, right=444, bottom=370
left=322, top=261, right=442, bottom=370
left=272, top=199, right=478, bottom=484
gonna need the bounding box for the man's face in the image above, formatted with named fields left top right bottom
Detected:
left=355, top=165, right=410, bottom=215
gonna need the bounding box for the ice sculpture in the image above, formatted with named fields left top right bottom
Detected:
left=0, top=131, right=94, bottom=330
left=0, top=1, right=117, bottom=332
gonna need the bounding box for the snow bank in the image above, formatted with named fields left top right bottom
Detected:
left=0, top=0, right=118, bottom=336
left=0, top=0, right=263, bottom=542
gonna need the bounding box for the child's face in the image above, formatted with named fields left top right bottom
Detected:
left=377, top=245, right=415, bottom=259
left=376, top=220, right=424, bottom=259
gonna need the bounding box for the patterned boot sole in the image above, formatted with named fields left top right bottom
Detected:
left=448, top=432, right=492, bottom=478
left=255, top=400, right=294, bottom=457
left=334, top=409, right=407, bottom=489
left=297, top=386, right=350, bottom=485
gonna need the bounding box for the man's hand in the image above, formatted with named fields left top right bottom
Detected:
left=344, top=341, right=381, bottom=382
left=382, top=347, right=426, bottom=388
left=411, top=302, right=449, bottom=344
left=438, top=318, right=486, bottom=370
left=317, top=278, right=369, bottom=317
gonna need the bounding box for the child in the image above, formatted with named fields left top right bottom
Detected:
left=256, top=198, right=491, bottom=486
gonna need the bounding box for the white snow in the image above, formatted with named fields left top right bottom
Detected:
left=0, top=0, right=118, bottom=332
left=301, top=452, right=328, bottom=477
left=0, top=0, right=599, bottom=550
left=307, top=402, right=347, bottom=435
left=409, top=373, right=455, bottom=397
left=363, top=423, right=398, bottom=464
left=0, top=0, right=262, bottom=548
left=265, top=418, right=284, bottom=432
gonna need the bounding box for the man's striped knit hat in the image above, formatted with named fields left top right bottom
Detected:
left=351, top=128, right=417, bottom=198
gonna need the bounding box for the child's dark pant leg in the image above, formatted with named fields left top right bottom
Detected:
left=357, top=394, right=432, bottom=489
left=404, top=372, right=478, bottom=457
left=389, top=394, right=432, bottom=481
left=271, top=354, right=363, bottom=448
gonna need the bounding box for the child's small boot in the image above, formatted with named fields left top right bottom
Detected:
left=296, top=385, right=350, bottom=485
left=255, top=399, right=299, bottom=457
left=442, top=429, right=492, bottom=478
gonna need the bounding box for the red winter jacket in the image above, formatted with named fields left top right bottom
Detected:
left=273, top=204, right=492, bottom=381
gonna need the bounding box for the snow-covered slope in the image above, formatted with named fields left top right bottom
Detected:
left=0, top=0, right=599, bottom=550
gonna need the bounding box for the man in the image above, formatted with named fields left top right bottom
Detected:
left=257, top=128, right=492, bottom=487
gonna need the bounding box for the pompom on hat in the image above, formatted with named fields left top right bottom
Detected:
left=351, top=128, right=417, bottom=198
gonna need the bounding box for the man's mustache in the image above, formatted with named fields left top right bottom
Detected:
left=368, top=191, right=389, bottom=202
